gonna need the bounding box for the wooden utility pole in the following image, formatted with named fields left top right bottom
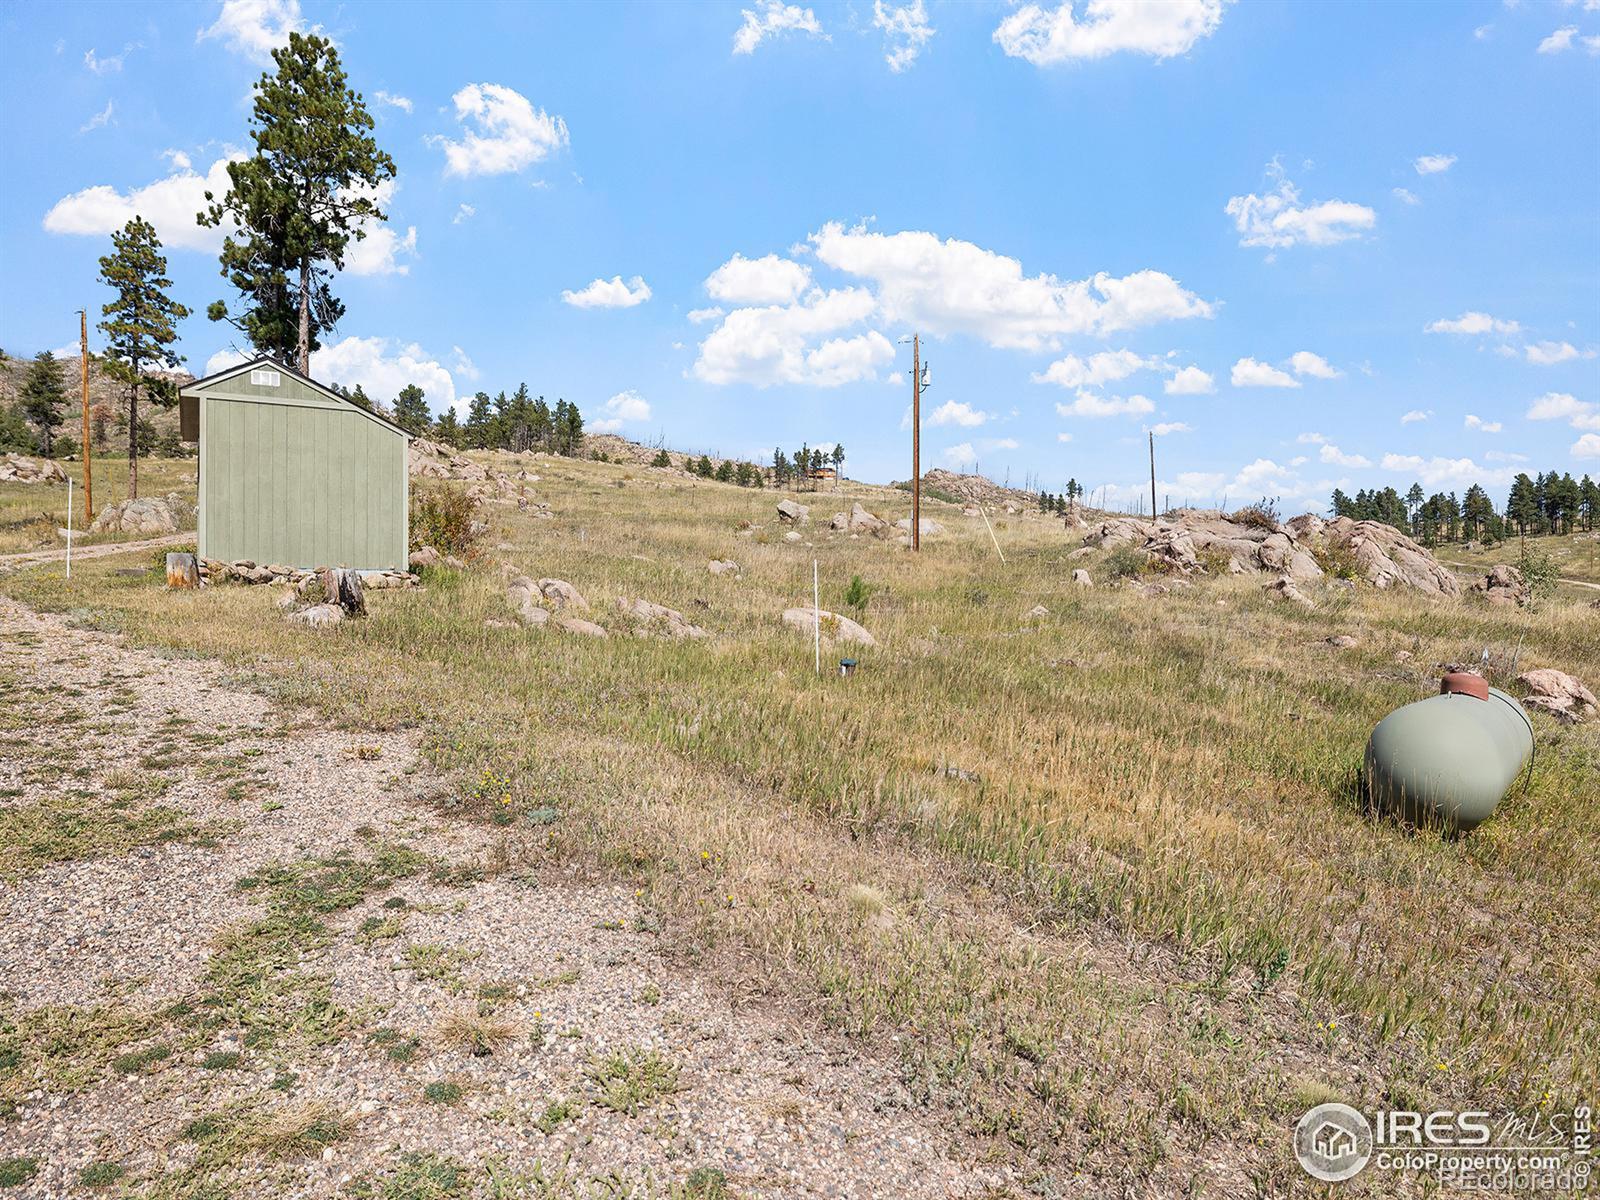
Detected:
left=1148, top=431, right=1157, bottom=520
left=912, top=334, right=921, bottom=552
left=78, top=310, right=93, bottom=521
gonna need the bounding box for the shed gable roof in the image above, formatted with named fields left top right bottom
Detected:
left=181, top=354, right=411, bottom=440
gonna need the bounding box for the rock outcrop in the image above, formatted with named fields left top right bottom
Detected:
left=829, top=503, right=889, bottom=536
left=776, top=499, right=809, bottom=525
left=1320, top=518, right=1461, bottom=597
left=617, top=597, right=707, bottom=639
left=0, top=453, right=68, bottom=484
left=1472, top=564, right=1530, bottom=607
left=1081, top=509, right=1459, bottom=596
left=1518, top=668, right=1596, bottom=724
left=894, top=517, right=946, bottom=536
left=1084, top=512, right=1320, bottom=580
left=87, top=493, right=193, bottom=537
left=781, top=606, right=877, bottom=647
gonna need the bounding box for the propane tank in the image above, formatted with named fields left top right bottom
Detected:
left=1364, top=672, right=1534, bottom=833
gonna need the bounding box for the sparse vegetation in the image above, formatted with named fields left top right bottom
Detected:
left=587, top=1047, right=682, bottom=1115
left=5, top=448, right=1597, bottom=1194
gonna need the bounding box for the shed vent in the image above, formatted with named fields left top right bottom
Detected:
left=249, top=368, right=281, bottom=387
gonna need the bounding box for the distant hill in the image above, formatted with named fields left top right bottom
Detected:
left=0, top=351, right=190, bottom=446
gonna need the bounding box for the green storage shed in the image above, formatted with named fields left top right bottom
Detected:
left=180, top=355, right=410, bottom=570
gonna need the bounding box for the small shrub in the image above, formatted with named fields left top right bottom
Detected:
left=0, top=1158, right=39, bottom=1188
left=409, top=483, right=479, bottom=557
left=1313, top=540, right=1360, bottom=580
left=423, top=1080, right=464, bottom=1105
left=201, top=1049, right=242, bottom=1070
left=685, top=1167, right=729, bottom=1199
left=1518, top=542, right=1560, bottom=600
left=650, top=449, right=672, bottom=468
left=587, top=1047, right=682, bottom=1115
left=842, top=574, right=872, bottom=617
left=536, top=1098, right=578, bottom=1134
left=1104, top=546, right=1148, bottom=579
left=1230, top=498, right=1281, bottom=530
left=78, top=1162, right=127, bottom=1188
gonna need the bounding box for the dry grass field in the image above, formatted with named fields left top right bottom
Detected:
left=2, top=451, right=1597, bottom=1195
left=0, top=456, right=195, bottom=555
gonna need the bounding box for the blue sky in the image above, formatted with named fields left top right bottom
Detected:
left=2, top=0, right=1598, bottom=510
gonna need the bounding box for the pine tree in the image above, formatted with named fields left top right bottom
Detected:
left=97, top=216, right=190, bottom=498
left=200, top=33, right=394, bottom=371
left=772, top=448, right=790, bottom=488
left=714, top=459, right=734, bottom=483
left=695, top=454, right=714, bottom=477
left=433, top=408, right=462, bottom=445
left=1506, top=474, right=1539, bottom=535
left=465, top=392, right=491, bottom=448
left=831, top=442, right=845, bottom=479
left=0, top=402, right=35, bottom=453
left=19, top=351, right=68, bottom=457
left=392, top=384, right=430, bottom=435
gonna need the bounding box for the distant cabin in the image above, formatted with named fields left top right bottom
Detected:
left=179, top=356, right=410, bottom=570
left=808, top=466, right=837, bottom=480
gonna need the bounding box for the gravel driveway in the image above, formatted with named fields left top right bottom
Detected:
left=0, top=596, right=996, bottom=1198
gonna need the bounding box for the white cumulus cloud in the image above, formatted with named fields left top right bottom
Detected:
left=452, top=203, right=475, bottom=225
left=1425, top=311, right=1520, bottom=335
left=301, top=336, right=461, bottom=416
left=1574, top=433, right=1600, bottom=458
left=1290, top=350, right=1341, bottom=379
left=590, top=389, right=653, bottom=433
left=1319, top=444, right=1372, bottom=468
left=1525, top=340, right=1592, bottom=365
left=1392, top=187, right=1421, bottom=206
left=1464, top=414, right=1503, bottom=433
left=562, top=275, right=652, bottom=309
left=434, top=83, right=568, bottom=177
left=994, top=0, right=1225, bottom=65
left=1033, top=348, right=1156, bottom=388
left=1164, top=365, right=1215, bottom=395
left=1535, top=25, right=1600, bottom=53
left=1226, top=173, right=1375, bottom=250
left=1379, top=453, right=1518, bottom=488
left=43, top=154, right=242, bottom=252
left=810, top=221, right=1212, bottom=350
left=733, top=1, right=826, bottom=54
left=705, top=253, right=812, bottom=305
left=942, top=442, right=977, bottom=466
left=197, top=0, right=304, bottom=63
left=1149, top=421, right=1190, bottom=436
left=875, top=0, right=935, bottom=71
left=1527, top=392, right=1600, bottom=430
left=1055, top=391, right=1155, bottom=418
left=1401, top=409, right=1431, bottom=423
left=1413, top=153, right=1456, bottom=175
left=1231, top=357, right=1300, bottom=388
left=692, top=288, right=891, bottom=387
left=928, top=400, right=991, bottom=427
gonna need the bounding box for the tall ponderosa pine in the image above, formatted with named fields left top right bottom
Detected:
left=392, top=384, right=431, bottom=435
left=200, top=33, right=394, bottom=371
left=98, top=216, right=189, bottom=498
left=19, top=351, right=68, bottom=457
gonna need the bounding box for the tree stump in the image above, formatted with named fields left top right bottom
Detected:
left=166, top=552, right=200, bottom=590
left=321, top=567, right=366, bottom=616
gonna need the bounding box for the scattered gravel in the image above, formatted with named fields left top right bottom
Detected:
left=0, top=596, right=997, bottom=1197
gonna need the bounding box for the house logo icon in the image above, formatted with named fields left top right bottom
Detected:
left=1294, top=1103, right=1373, bottom=1182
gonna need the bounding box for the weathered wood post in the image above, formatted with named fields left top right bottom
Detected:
left=322, top=567, right=366, bottom=616
left=166, top=552, right=200, bottom=589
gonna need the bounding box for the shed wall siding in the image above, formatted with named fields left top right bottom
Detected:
left=200, top=396, right=406, bottom=569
